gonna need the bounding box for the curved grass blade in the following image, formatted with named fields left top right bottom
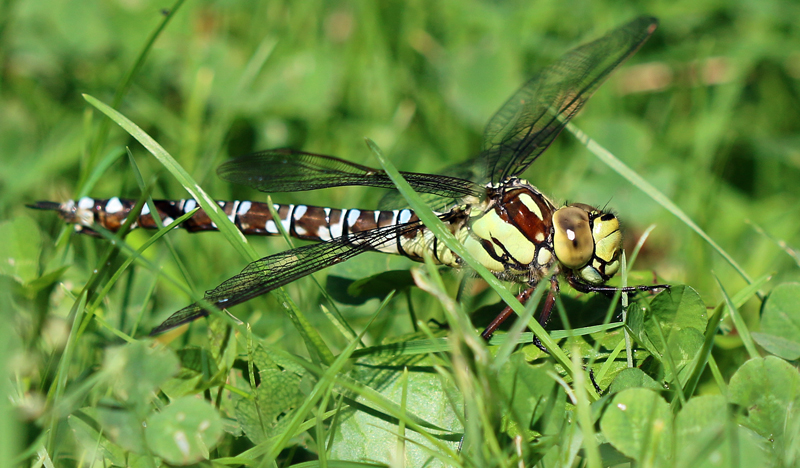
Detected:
left=82, top=94, right=257, bottom=263
left=567, top=122, right=755, bottom=288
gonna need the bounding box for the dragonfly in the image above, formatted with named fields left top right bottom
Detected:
left=31, top=16, right=667, bottom=340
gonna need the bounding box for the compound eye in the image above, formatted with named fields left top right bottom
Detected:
left=553, top=206, right=593, bottom=269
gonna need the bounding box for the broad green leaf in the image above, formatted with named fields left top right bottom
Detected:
left=68, top=413, right=127, bottom=466
left=145, top=396, right=224, bottom=465
left=600, top=388, right=672, bottom=464
left=673, top=394, right=771, bottom=468
left=674, top=395, right=727, bottom=467
left=497, top=354, right=565, bottom=441
left=648, top=286, right=708, bottom=338
left=329, top=352, right=461, bottom=467
left=232, top=345, right=306, bottom=445
left=755, top=283, right=800, bottom=359
left=627, top=286, right=707, bottom=379
left=608, top=368, right=662, bottom=394
left=93, top=406, right=147, bottom=453
left=667, top=327, right=706, bottom=382
left=728, top=356, right=800, bottom=458
left=102, top=341, right=179, bottom=405
left=751, top=333, right=800, bottom=361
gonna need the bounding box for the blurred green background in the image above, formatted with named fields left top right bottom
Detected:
left=2, top=0, right=800, bottom=458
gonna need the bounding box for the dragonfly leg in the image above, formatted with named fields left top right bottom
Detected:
left=480, top=275, right=559, bottom=353
left=530, top=276, right=560, bottom=352
left=480, top=287, right=534, bottom=341
left=566, top=273, right=670, bottom=298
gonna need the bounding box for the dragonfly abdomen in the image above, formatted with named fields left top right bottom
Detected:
left=33, top=197, right=409, bottom=235
left=30, top=197, right=464, bottom=263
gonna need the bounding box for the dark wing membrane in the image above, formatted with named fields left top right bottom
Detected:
left=481, top=16, right=658, bottom=183
left=377, top=157, right=490, bottom=210
left=150, top=219, right=427, bottom=335
left=217, top=149, right=483, bottom=199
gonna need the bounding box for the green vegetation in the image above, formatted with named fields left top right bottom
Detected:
left=3, top=1, right=800, bottom=466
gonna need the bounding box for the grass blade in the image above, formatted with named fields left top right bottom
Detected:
left=567, top=123, right=754, bottom=288
left=82, top=94, right=257, bottom=263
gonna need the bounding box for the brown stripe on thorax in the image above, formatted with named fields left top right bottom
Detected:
left=498, top=187, right=555, bottom=244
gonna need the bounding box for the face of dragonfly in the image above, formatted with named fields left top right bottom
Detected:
left=552, top=203, right=622, bottom=285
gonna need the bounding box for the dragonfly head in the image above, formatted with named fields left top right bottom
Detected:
left=552, top=203, right=621, bottom=285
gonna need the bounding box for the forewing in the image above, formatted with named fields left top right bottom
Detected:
left=481, top=16, right=658, bottom=183
left=217, top=149, right=482, bottom=199
left=150, top=219, right=426, bottom=335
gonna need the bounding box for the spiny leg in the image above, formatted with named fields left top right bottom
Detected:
left=566, top=273, right=670, bottom=297
left=480, top=287, right=534, bottom=341
left=480, top=276, right=560, bottom=353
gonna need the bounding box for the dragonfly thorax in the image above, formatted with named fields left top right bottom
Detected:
left=463, top=178, right=558, bottom=284
left=462, top=179, right=623, bottom=287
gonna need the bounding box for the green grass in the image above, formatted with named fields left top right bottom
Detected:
left=3, top=1, right=800, bottom=466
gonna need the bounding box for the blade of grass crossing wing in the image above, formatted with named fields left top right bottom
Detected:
left=264, top=199, right=349, bottom=365
left=84, top=217, right=247, bottom=333
left=264, top=193, right=357, bottom=340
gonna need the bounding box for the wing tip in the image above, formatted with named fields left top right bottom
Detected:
left=149, top=308, right=209, bottom=336
left=632, top=15, right=659, bottom=34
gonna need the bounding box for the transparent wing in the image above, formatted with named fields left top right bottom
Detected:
left=478, top=16, right=658, bottom=183
left=217, top=149, right=483, bottom=199
left=150, top=219, right=428, bottom=335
